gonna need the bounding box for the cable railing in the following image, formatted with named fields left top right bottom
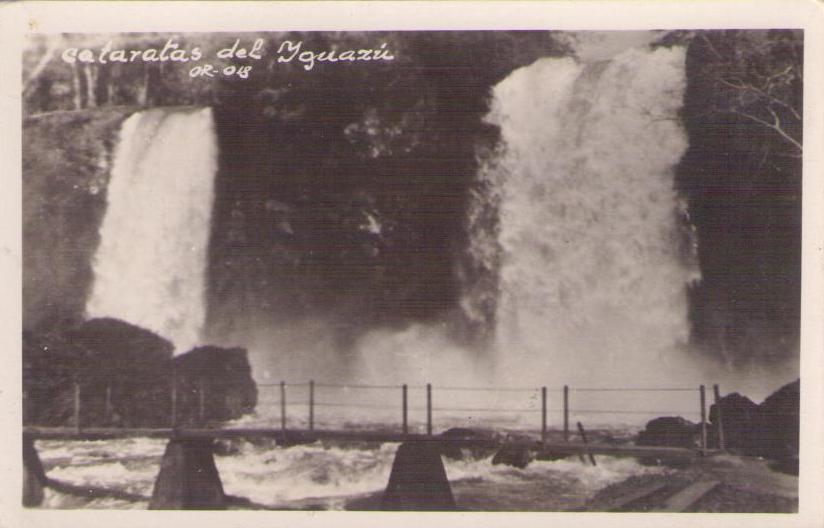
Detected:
left=252, top=381, right=717, bottom=446
left=23, top=367, right=727, bottom=450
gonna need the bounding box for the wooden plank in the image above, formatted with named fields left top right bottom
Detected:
left=577, top=422, right=597, bottom=466
left=654, top=480, right=720, bottom=512
left=24, top=427, right=176, bottom=439
left=589, top=480, right=669, bottom=511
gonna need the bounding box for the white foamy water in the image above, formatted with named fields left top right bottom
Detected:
left=86, top=107, right=218, bottom=352
left=35, top=436, right=663, bottom=510
left=331, top=44, right=705, bottom=425
left=476, top=46, right=700, bottom=389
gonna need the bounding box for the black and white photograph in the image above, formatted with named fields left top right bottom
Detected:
left=4, top=1, right=824, bottom=525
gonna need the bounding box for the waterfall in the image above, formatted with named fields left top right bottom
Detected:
left=86, top=107, right=218, bottom=353
left=475, top=45, right=700, bottom=388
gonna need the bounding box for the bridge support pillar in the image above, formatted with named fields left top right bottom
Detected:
left=149, top=438, right=225, bottom=510
left=23, top=435, right=46, bottom=507
left=381, top=441, right=456, bottom=511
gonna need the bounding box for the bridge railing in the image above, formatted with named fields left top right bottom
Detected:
left=253, top=381, right=724, bottom=450
left=23, top=367, right=728, bottom=450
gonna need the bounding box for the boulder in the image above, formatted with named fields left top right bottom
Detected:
left=23, top=318, right=174, bottom=427
left=23, top=327, right=85, bottom=426
left=172, top=346, right=258, bottom=424
left=756, top=379, right=799, bottom=461
left=69, top=318, right=176, bottom=427
left=23, top=318, right=257, bottom=428
left=706, top=380, right=798, bottom=462
left=636, top=380, right=800, bottom=466
left=491, top=445, right=533, bottom=469
left=438, top=427, right=496, bottom=460
left=636, top=416, right=698, bottom=448
left=708, top=392, right=760, bottom=450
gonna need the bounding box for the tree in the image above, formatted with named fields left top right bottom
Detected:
left=692, top=30, right=802, bottom=155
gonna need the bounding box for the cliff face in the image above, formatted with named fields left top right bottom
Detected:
left=677, top=30, right=802, bottom=365
left=23, top=108, right=133, bottom=332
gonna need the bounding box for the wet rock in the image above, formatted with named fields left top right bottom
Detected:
left=172, top=345, right=258, bottom=424
left=708, top=392, right=760, bottom=450
left=534, top=450, right=571, bottom=462
left=639, top=379, right=799, bottom=466
left=23, top=318, right=257, bottom=428
left=23, top=318, right=174, bottom=427
left=213, top=438, right=244, bottom=457
left=491, top=445, right=533, bottom=469
left=636, top=416, right=698, bottom=449
left=438, top=427, right=495, bottom=460
left=756, top=379, right=799, bottom=461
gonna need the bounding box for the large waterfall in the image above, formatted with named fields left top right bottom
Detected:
left=86, top=108, right=218, bottom=353
left=476, top=45, right=700, bottom=388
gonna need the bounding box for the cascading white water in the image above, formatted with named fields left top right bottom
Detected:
left=479, top=45, right=700, bottom=389
left=86, top=107, right=218, bottom=353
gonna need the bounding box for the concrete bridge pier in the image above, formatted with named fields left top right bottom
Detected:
left=149, top=437, right=226, bottom=510
left=23, top=435, right=46, bottom=507
left=381, top=441, right=456, bottom=511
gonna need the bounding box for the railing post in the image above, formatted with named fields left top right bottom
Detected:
left=73, top=381, right=81, bottom=433
left=170, top=378, right=178, bottom=427
left=699, top=384, right=707, bottom=452
left=198, top=378, right=206, bottom=425
left=563, top=385, right=569, bottom=442
left=309, top=380, right=315, bottom=431
left=402, top=384, right=408, bottom=435
left=426, top=383, right=432, bottom=436
left=104, top=384, right=112, bottom=423
left=713, top=384, right=725, bottom=450
left=280, top=381, right=287, bottom=436
left=541, top=387, right=547, bottom=444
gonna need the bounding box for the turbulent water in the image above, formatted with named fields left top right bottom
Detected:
left=472, top=46, right=700, bottom=389
left=37, top=433, right=663, bottom=510
left=86, top=108, right=218, bottom=353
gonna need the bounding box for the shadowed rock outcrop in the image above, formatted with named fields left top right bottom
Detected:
left=23, top=318, right=257, bottom=428
left=637, top=417, right=698, bottom=449
left=639, top=380, right=799, bottom=469
left=708, top=392, right=760, bottom=450
left=172, top=345, right=258, bottom=425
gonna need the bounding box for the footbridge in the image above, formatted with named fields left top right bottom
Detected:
left=23, top=381, right=726, bottom=510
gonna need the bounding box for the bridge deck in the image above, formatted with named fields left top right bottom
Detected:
left=24, top=426, right=708, bottom=459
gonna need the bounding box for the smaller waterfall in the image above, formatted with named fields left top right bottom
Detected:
left=86, top=107, right=218, bottom=353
